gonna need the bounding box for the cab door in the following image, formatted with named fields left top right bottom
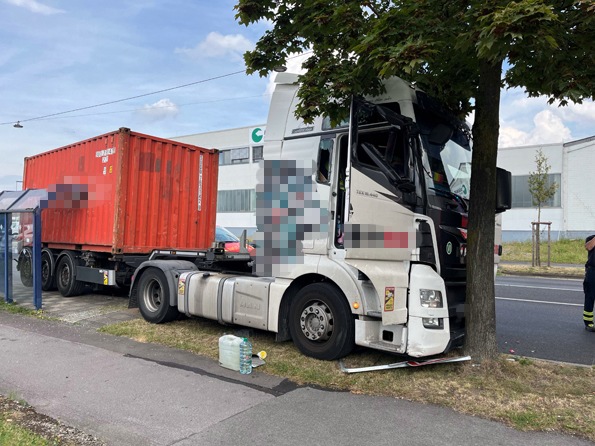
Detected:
left=343, top=114, right=417, bottom=325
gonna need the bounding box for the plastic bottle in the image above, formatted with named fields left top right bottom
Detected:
left=239, top=337, right=252, bottom=375
left=218, top=335, right=242, bottom=371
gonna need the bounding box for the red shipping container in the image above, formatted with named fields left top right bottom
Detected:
left=23, top=128, right=219, bottom=254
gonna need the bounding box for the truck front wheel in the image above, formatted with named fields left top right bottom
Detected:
left=289, top=283, right=355, bottom=360
left=137, top=268, right=179, bottom=323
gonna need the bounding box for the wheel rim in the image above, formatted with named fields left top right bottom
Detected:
left=142, top=278, right=163, bottom=313
left=299, top=301, right=333, bottom=341
left=59, top=262, right=71, bottom=288
left=41, top=257, right=50, bottom=283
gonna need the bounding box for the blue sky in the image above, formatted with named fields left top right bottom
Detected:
left=1, top=0, right=594, bottom=192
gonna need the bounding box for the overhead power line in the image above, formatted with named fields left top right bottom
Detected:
left=1, top=69, right=245, bottom=126
left=26, top=94, right=272, bottom=122
left=2, top=51, right=313, bottom=127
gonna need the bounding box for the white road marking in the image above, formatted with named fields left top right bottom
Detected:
left=496, top=283, right=581, bottom=292
left=496, top=297, right=582, bottom=307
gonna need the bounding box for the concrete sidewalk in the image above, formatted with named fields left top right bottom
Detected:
left=0, top=311, right=591, bottom=446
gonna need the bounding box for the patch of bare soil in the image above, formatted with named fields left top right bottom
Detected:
left=0, top=396, right=104, bottom=445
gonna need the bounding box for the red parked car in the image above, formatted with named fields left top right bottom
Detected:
left=215, top=226, right=255, bottom=256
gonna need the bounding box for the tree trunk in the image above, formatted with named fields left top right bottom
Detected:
left=464, top=59, right=503, bottom=362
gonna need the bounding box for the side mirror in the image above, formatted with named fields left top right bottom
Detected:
left=496, top=167, right=512, bottom=213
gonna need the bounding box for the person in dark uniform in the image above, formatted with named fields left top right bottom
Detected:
left=583, top=235, right=595, bottom=332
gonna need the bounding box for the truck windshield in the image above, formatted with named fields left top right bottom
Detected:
left=415, top=107, right=472, bottom=201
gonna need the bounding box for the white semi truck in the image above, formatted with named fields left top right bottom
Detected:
left=130, top=73, right=511, bottom=360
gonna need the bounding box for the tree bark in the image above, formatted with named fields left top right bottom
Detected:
left=465, top=59, right=503, bottom=362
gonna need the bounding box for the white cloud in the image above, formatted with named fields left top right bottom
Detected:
left=175, top=32, right=253, bottom=60
left=4, top=0, right=64, bottom=15
left=557, top=100, right=595, bottom=126
left=499, top=126, right=532, bottom=148
left=530, top=110, right=572, bottom=143
left=499, top=110, right=572, bottom=147
left=137, top=98, right=179, bottom=120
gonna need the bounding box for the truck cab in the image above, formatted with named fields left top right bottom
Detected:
left=252, top=73, right=509, bottom=358
left=132, top=73, right=511, bottom=361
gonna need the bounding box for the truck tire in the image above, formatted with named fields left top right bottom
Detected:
left=137, top=268, right=179, bottom=323
left=56, top=251, right=85, bottom=297
left=18, top=248, right=33, bottom=288
left=41, top=250, right=57, bottom=291
left=289, top=282, right=355, bottom=360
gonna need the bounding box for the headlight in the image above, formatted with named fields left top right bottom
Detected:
left=420, top=289, right=443, bottom=308
left=423, top=317, right=444, bottom=329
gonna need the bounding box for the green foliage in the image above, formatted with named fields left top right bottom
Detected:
left=235, top=0, right=595, bottom=121
left=235, top=0, right=595, bottom=360
left=527, top=149, right=559, bottom=265
left=528, top=149, right=558, bottom=208
left=528, top=149, right=558, bottom=219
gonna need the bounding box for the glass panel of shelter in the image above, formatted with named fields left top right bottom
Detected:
left=0, top=189, right=46, bottom=309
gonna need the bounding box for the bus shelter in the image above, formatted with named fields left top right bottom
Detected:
left=0, top=189, right=46, bottom=310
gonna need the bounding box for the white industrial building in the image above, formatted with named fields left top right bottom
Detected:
left=172, top=125, right=265, bottom=237
left=498, top=136, right=595, bottom=241
left=172, top=128, right=595, bottom=242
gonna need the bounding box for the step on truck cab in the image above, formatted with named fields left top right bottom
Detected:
left=131, top=73, right=511, bottom=360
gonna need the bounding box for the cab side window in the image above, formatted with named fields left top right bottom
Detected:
left=316, top=139, right=334, bottom=184
left=355, top=128, right=407, bottom=177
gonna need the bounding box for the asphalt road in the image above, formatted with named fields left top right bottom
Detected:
left=496, top=276, right=594, bottom=366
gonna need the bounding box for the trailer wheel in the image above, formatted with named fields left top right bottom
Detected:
left=56, top=251, right=85, bottom=297
left=41, top=250, right=57, bottom=291
left=137, top=268, right=179, bottom=323
left=289, top=283, right=355, bottom=360
left=18, top=248, right=33, bottom=288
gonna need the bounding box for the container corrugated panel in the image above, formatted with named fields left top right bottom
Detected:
left=23, top=128, right=219, bottom=254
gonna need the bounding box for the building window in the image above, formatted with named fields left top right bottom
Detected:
left=217, top=189, right=256, bottom=212
left=512, top=174, right=561, bottom=208
left=219, top=147, right=250, bottom=166
left=252, top=145, right=263, bottom=161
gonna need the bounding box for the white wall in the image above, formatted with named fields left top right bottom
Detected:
left=497, top=143, right=563, bottom=239
left=565, top=138, right=595, bottom=232
left=498, top=143, right=563, bottom=174
left=498, top=137, right=595, bottom=240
